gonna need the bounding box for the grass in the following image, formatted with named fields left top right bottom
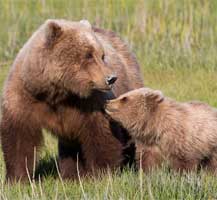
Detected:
left=2, top=169, right=217, bottom=199
left=1, top=0, right=217, bottom=199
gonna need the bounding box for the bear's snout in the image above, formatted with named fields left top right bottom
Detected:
left=106, top=74, right=117, bottom=85
left=91, top=73, right=117, bottom=92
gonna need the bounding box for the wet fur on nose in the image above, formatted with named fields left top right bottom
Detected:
left=106, top=74, right=117, bottom=85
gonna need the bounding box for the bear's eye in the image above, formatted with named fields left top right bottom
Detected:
left=121, top=97, right=128, bottom=103
left=102, top=54, right=105, bottom=61
left=86, top=52, right=93, bottom=60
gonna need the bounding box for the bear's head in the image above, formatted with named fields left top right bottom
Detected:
left=105, top=88, right=164, bottom=136
left=21, top=19, right=117, bottom=100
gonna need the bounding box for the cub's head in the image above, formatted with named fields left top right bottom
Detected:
left=105, top=88, right=164, bottom=133
left=23, top=19, right=117, bottom=98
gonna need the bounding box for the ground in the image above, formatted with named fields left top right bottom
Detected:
left=1, top=0, right=217, bottom=199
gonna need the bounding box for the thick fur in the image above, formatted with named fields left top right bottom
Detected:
left=0, top=19, right=144, bottom=181
left=106, top=88, right=217, bottom=172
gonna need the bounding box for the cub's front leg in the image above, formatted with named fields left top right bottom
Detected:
left=136, top=143, right=163, bottom=172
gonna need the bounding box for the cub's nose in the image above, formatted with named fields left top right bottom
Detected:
left=106, top=74, right=117, bottom=85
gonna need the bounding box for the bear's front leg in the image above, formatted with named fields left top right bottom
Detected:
left=58, top=138, right=86, bottom=179
left=78, top=119, right=124, bottom=177
left=0, top=110, right=42, bottom=182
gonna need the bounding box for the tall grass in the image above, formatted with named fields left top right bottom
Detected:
left=1, top=0, right=217, bottom=199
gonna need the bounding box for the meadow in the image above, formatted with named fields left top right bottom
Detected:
left=1, top=0, right=217, bottom=199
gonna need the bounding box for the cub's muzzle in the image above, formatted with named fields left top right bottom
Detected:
left=104, top=100, right=119, bottom=114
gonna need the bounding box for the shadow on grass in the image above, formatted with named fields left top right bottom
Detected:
left=33, top=155, right=138, bottom=182
left=35, top=157, right=58, bottom=180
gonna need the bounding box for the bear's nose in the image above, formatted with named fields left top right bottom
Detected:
left=106, top=75, right=117, bottom=85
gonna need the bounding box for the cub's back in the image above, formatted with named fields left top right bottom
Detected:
left=183, top=101, right=217, bottom=149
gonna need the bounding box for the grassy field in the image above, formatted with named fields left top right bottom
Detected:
left=1, top=0, right=217, bottom=199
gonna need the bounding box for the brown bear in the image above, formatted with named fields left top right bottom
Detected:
left=105, top=87, right=217, bottom=172
left=0, top=19, right=144, bottom=182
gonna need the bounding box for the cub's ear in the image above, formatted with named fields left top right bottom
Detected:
left=44, top=20, right=63, bottom=48
left=146, top=90, right=164, bottom=105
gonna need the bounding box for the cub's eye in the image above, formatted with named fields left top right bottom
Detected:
left=86, top=52, right=93, bottom=59
left=102, top=54, right=105, bottom=61
left=121, top=97, right=128, bottom=103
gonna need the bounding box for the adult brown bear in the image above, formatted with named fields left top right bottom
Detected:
left=0, top=19, right=144, bottom=181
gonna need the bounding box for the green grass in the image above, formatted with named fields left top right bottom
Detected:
left=1, top=0, right=217, bottom=199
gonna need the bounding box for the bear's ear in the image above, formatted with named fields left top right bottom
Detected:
left=79, top=19, right=92, bottom=29
left=146, top=90, right=164, bottom=106
left=45, top=20, right=63, bottom=48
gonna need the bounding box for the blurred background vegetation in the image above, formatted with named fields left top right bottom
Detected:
left=1, top=0, right=217, bottom=199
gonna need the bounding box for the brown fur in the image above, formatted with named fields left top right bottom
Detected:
left=0, top=19, right=144, bottom=182
left=105, top=88, right=217, bottom=172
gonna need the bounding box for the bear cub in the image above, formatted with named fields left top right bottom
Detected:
left=105, top=87, right=217, bottom=172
